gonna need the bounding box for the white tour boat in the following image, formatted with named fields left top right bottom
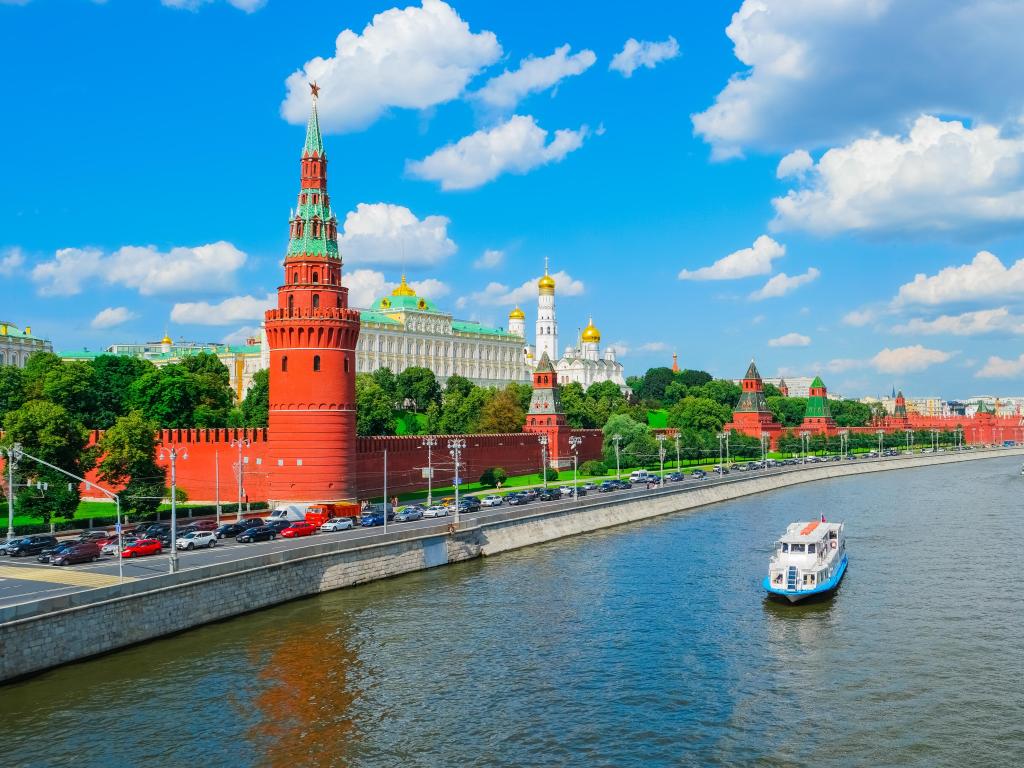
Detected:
left=764, top=519, right=847, bottom=603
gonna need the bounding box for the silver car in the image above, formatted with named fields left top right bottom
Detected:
left=320, top=517, right=354, bottom=532
left=176, top=531, right=217, bottom=550
left=423, top=505, right=449, bottom=518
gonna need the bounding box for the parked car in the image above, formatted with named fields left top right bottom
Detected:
left=458, top=497, right=481, bottom=512
left=423, top=505, right=449, bottom=518
left=394, top=508, right=423, bottom=523
left=480, top=495, right=503, bottom=507
left=539, top=488, right=561, bottom=501
left=506, top=494, right=530, bottom=506
left=78, top=529, right=110, bottom=543
left=360, top=513, right=385, bottom=527
left=520, top=488, right=539, bottom=500
left=582, top=482, right=598, bottom=491
left=320, top=517, right=355, bottom=531
left=215, top=522, right=247, bottom=539
left=598, top=481, right=617, bottom=493
left=666, top=472, right=685, bottom=482
left=37, top=542, right=76, bottom=563
left=265, top=520, right=292, bottom=533
left=616, top=480, right=633, bottom=489
left=121, top=538, right=163, bottom=558
left=236, top=526, right=277, bottom=543
left=51, top=541, right=101, bottom=565
left=177, top=531, right=217, bottom=550
left=102, top=536, right=133, bottom=555
left=690, top=470, right=706, bottom=479
left=281, top=521, right=317, bottom=538
left=7, top=535, right=58, bottom=558
left=189, top=520, right=219, bottom=532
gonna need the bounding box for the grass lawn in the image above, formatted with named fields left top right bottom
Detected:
left=395, top=411, right=428, bottom=436
left=647, top=409, right=668, bottom=429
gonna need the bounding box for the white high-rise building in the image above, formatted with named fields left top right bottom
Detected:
left=535, top=258, right=558, bottom=362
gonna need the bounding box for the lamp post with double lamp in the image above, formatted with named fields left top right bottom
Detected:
left=839, top=429, right=849, bottom=459
left=799, top=431, right=811, bottom=464
left=905, top=429, right=913, bottom=453
left=421, top=436, right=437, bottom=505
left=673, top=432, right=681, bottom=471
left=158, top=445, right=188, bottom=574
left=716, top=432, right=727, bottom=471
left=537, top=434, right=549, bottom=488
left=569, top=435, right=582, bottom=502
left=4, top=442, right=22, bottom=541
left=876, top=429, right=885, bottom=456
left=214, top=449, right=221, bottom=525
left=230, top=438, right=250, bottom=522
left=448, top=438, right=465, bottom=526
left=612, top=434, right=622, bottom=480
left=761, top=432, right=770, bottom=469
left=656, top=433, right=666, bottom=487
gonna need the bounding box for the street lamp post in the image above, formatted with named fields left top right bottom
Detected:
left=4, top=442, right=22, bottom=541
left=382, top=448, right=388, bottom=534
left=656, top=434, right=666, bottom=487
left=421, top=436, right=437, bottom=505
left=905, top=429, right=913, bottom=453
left=214, top=449, right=221, bottom=526
left=761, top=432, right=770, bottom=468
left=569, top=435, right=582, bottom=502
left=538, top=434, right=549, bottom=488
left=448, top=439, right=465, bottom=526
left=612, top=434, right=622, bottom=480
left=674, top=433, right=681, bottom=471
left=839, top=429, right=849, bottom=459
left=159, top=445, right=188, bottom=574
left=877, top=429, right=884, bottom=455
left=230, top=438, right=250, bottom=522
left=799, top=431, right=810, bottom=463
left=716, top=432, right=726, bottom=469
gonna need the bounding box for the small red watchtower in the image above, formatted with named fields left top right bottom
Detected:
left=523, top=352, right=571, bottom=467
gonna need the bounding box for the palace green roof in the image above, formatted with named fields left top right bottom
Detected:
left=451, top=320, right=515, bottom=337
left=359, top=310, right=402, bottom=326
left=373, top=293, right=441, bottom=313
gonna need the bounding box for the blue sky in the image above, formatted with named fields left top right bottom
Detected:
left=3, top=0, right=1024, bottom=398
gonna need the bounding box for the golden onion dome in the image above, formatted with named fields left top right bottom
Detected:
left=161, top=334, right=173, bottom=345
left=509, top=306, right=526, bottom=320
left=538, top=272, right=556, bottom=294
left=581, top=317, right=601, bottom=343
left=391, top=273, right=417, bottom=297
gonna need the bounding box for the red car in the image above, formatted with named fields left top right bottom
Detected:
left=121, top=538, right=163, bottom=558
left=280, top=522, right=317, bottom=538
left=190, top=520, right=219, bottom=532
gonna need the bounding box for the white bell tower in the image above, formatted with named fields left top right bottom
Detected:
left=536, top=258, right=558, bottom=362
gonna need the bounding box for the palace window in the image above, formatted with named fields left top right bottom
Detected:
left=344, top=357, right=350, bottom=373
left=282, top=356, right=288, bottom=372
left=313, top=355, right=321, bottom=372
left=312, top=272, right=319, bottom=284
left=288, top=295, right=295, bottom=313
left=300, top=193, right=307, bottom=205
left=312, top=294, right=320, bottom=309
left=292, top=272, right=298, bottom=284
left=313, top=194, right=319, bottom=205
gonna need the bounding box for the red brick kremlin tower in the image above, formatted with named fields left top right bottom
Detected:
left=800, top=376, right=837, bottom=436
left=725, top=360, right=782, bottom=447
left=524, top=352, right=571, bottom=467
left=263, top=83, right=361, bottom=504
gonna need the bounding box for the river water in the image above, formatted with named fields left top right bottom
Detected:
left=4, top=456, right=1023, bottom=767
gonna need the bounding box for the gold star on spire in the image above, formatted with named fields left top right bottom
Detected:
left=309, top=81, right=320, bottom=99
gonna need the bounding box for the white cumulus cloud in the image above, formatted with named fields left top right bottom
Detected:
left=409, top=277, right=450, bottom=298
left=0, top=247, right=25, bottom=276
left=474, top=249, right=504, bottom=269
left=870, top=345, right=951, bottom=374
left=776, top=149, right=813, bottom=179
left=768, top=332, right=811, bottom=347
left=346, top=269, right=391, bottom=308
left=609, top=36, right=679, bottom=78
left=32, top=242, right=247, bottom=297
left=407, top=114, right=588, bottom=191
left=280, top=0, right=501, bottom=133
left=749, top=267, right=820, bottom=300
left=171, top=293, right=276, bottom=326
left=773, top=116, right=1024, bottom=235
left=457, top=270, right=584, bottom=308
left=339, top=203, right=456, bottom=266
left=692, top=0, right=1024, bottom=158
left=90, top=306, right=136, bottom=330
left=976, top=354, right=1024, bottom=378
left=639, top=341, right=668, bottom=352
left=842, top=308, right=876, bottom=327
left=474, top=44, right=595, bottom=109
left=895, top=251, right=1024, bottom=306
left=679, top=235, right=784, bottom=280
left=221, top=326, right=261, bottom=345
left=893, top=307, right=1024, bottom=336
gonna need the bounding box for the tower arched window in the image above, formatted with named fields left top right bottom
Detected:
left=312, top=294, right=320, bottom=310
left=312, top=272, right=319, bottom=284
left=288, top=295, right=295, bottom=313
left=344, top=357, right=350, bottom=373
left=313, top=355, right=321, bottom=372
left=282, top=356, right=288, bottom=372
left=292, top=272, right=298, bottom=284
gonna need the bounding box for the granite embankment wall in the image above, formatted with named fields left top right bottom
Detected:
left=1, top=447, right=1019, bottom=682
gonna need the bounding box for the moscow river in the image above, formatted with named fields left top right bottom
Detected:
left=4, top=456, right=1023, bottom=767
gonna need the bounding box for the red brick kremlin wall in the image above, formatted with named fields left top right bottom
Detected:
left=60, top=427, right=604, bottom=505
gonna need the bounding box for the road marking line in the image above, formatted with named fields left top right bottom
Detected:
left=0, top=565, right=134, bottom=587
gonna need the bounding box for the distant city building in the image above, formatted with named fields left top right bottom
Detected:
left=756, top=376, right=842, bottom=400
left=61, top=335, right=262, bottom=401
left=0, top=321, right=52, bottom=367
left=353, top=274, right=527, bottom=388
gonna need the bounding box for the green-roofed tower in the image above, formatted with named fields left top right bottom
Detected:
left=801, top=375, right=837, bottom=434
left=725, top=359, right=782, bottom=447
left=286, top=85, right=338, bottom=261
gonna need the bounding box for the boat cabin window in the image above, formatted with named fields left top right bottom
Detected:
left=807, top=543, right=816, bottom=554
left=781, top=543, right=789, bottom=552
left=791, top=543, right=805, bottom=553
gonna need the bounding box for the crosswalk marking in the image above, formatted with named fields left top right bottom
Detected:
left=0, top=565, right=134, bottom=588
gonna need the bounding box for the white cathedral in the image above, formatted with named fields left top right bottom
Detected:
left=508, top=261, right=628, bottom=393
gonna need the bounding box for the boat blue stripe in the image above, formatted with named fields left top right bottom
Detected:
left=763, top=554, right=848, bottom=597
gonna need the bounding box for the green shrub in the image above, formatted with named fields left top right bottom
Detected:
left=579, top=460, right=607, bottom=477
left=543, top=466, right=560, bottom=482
left=479, top=467, right=509, bottom=486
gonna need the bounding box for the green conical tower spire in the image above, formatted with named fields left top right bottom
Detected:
left=304, top=91, right=324, bottom=157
